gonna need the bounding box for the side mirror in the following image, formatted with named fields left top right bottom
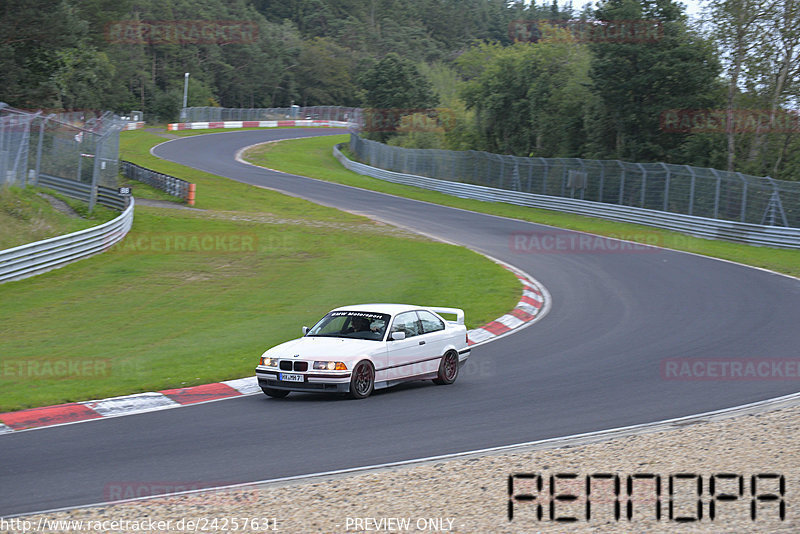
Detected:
left=302, top=326, right=310, bottom=335
left=390, top=331, right=406, bottom=341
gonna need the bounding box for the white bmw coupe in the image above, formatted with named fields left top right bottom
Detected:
left=255, top=304, right=471, bottom=399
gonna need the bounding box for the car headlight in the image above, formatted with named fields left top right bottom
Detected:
left=313, top=361, right=347, bottom=371
left=261, top=357, right=279, bottom=367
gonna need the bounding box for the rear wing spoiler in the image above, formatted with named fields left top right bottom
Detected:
left=428, top=306, right=465, bottom=325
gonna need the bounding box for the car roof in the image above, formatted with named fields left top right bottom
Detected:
left=329, top=303, right=425, bottom=316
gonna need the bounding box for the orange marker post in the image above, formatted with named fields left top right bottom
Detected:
left=187, top=183, right=196, bottom=206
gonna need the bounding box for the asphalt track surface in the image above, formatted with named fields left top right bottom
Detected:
left=2, top=129, right=799, bottom=516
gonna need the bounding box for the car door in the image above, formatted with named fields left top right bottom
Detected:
left=385, top=311, right=429, bottom=380
left=416, top=310, right=450, bottom=361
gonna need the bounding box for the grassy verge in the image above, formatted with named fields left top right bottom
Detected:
left=0, top=186, right=117, bottom=250
left=0, top=130, right=520, bottom=412
left=243, top=135, right=800, bottom=278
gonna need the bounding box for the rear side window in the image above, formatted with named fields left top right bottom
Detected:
left=391, top=312, right=421, bottom=338
left=417, top=310, right=445, bottom=333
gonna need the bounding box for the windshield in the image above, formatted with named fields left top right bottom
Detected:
left=307, top=311, right=390, bottom=341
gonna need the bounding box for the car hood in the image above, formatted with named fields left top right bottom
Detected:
left=262, top=336, right=383, bottom=360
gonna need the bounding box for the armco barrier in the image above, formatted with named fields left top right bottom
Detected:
left=334, top=144, right=800, bottom=249
left=0, top=197, right=134, bottom=284
left=38, top=174, right=127, bottom=210
left=121, top=161, right=194, bottom=204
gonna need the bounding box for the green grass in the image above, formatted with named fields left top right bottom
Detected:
left=243, top=135, right=800, bottom=278
left=0, top=186, right=117, bottom=250
left=0, top=130, right=520, bottom=413
left=121, top=129, right=354, bottom=215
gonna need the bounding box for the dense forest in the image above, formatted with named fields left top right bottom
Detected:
left=1, top=0, right=798, bottom=180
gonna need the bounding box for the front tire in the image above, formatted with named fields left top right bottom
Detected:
left=433, top=351, right=459, bottom=385
left=261, top=387, right=290, bottom=398
left=349, top=360, right=375, bottom=399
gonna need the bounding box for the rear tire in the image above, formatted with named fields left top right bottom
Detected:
left=349, top=360, right=375, bottom=399
left=261, top=387, right=290, bottom=398
left=433, top=351, right=459, bottom=385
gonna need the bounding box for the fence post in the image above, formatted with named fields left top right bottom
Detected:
left=617, top=161, right=625, bottom=205
left=15, top=111, right=37, bottom=187
left=661, top=162, right=670, bottom=212
left=686, top=165, right=696, bottom=216
left=637, top=163, right=647, bottom=208
left=598, top=163, right=605, bottom=202
left=88, top=134, right=105, bottom=213
left=0, top=103, right=7, bottom=186
left=498, top=155, right=505, bottom=189
left=539, top=158, right=548, bottom=195
left=762, top=177, right=789, bottom=227
left=736, top=172, right=747, bottom=223
left=76, top=151, right=83, bottom=184
left=710, top=168, right=722, bottom=219
left=33, top=114, right=54, bottom=187
left=527, top=160, right=534, bottom=192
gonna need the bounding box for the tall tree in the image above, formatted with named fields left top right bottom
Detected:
left=705, top=0, right=776, bottom=172
left=587, top=0, right=721, bottom=162
left=358, top=53, right=438, bottom=141
left=0, top=0, right=102, bottom=108
left=746, top=0, right=800, bottom=176
left=457, top=30, right=592, bottom=157
left=296, top=37, right=360, bottom=106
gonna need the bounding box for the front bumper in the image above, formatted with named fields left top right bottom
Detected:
left=255, top=367, right=351, bottom=393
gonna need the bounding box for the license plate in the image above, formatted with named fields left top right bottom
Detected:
left=279, top=373, right=303, bottom=382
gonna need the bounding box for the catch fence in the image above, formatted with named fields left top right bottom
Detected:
left=0, top=104, right=127, bottom=211
left=181, top=106, right=361, bottom=123
left=349, top=134, right=799, bottom=229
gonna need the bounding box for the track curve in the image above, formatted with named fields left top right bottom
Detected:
left=2, top=129, right=798, bottom=517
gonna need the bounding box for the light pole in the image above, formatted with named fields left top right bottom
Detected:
left=180, top=72, right=189, bottom=120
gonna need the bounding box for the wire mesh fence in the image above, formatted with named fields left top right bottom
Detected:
left=0, top=104, right=126, bottom=209
left=181, top=106, right=361, bottom=123
left=349, top=134, right=799, bottom=228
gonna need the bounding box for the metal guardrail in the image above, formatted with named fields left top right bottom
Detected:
left=38, top=173, right=127, bottom=210
left=0, top=197, right=135, bottom=284
left=121, top=160, right=194, bottom=204
left=334, top=144, right=800, bottom=249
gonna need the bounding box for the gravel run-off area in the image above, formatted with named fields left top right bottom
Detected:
left=6, top=393, right=799, bottom=534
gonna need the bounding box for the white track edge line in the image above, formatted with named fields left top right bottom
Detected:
left=10, top=389, right=800, bottom=520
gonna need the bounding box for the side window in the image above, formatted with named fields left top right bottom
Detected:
left=417, top=310, right=445, bottom=334
left=390, top=312, right=420, bottom=338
